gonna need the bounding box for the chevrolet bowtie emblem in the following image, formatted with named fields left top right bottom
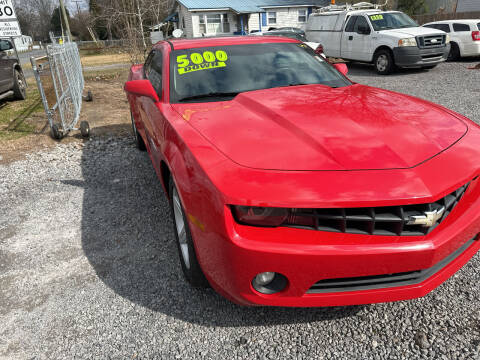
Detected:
left=407, top=207, right=446, bottom=227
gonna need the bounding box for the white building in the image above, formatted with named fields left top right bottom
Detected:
left=167, top=0, right=329, bottom=38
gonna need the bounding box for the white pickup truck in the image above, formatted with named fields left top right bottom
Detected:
left=306, top=6, right=451, bottom=74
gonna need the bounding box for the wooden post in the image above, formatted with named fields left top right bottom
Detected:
left=59, top=0, right=72, bottom=41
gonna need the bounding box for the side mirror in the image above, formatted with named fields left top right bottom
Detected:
left=124, top=80, right=160, bottom=102
left=334, top=63, right=348, bottom=76
left=357, top=24, right=371, bottom=35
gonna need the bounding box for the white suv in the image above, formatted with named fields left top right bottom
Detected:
left=423, top=20, right=480, bottom=60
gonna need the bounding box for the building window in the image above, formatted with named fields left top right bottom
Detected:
left=298, top=9, right=307, bottom=23
left=268, top=12, right=276, bottom=25
left=199, top=13, right=230, bottom=34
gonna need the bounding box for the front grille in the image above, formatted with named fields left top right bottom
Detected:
left=307, top=237, right=477, bottom=294
left=284, top=183, right=469, bottom=236
left=417, top=34, right=446, bottom=48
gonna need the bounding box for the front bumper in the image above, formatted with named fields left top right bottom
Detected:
left=393, top=45, right=450, bottom=68
left=196, top=178, right=480, bottom=307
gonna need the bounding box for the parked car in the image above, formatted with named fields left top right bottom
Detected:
left=306, top=4, right=451, bottom=74
left=252, top=29, right=324, bottom=54
left=253, top=30, right=307, bottom=42
left=125, top=36, right=480, bottom=307
left=0, top=39, right=26, bottom=101
left=423, top=20, right=480, bottom=60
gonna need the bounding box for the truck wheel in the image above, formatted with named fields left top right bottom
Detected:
left=169, top=176, right=209, bottom=288
left=12, top=70, right=26, bottom=100
left=374, top=50, right=395, bottom=75
left=131, top=112, right=146, bottom=151
left=448, top=43, right=460, bottom=61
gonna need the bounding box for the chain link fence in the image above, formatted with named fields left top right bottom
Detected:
left=31, top=41, right=91, bottom=139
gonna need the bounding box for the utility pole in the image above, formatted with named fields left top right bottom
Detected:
left=59, top=0, right=72, bottom=41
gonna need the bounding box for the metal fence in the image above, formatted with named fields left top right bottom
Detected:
left=31, top=41, right=90, bottom=139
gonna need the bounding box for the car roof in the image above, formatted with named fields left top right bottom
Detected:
left=424, top=19, right=480, bottom=25
left=162, top=36, right=300, bottom=50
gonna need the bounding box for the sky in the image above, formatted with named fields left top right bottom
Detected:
left=64, top=0, right=89, bottom=13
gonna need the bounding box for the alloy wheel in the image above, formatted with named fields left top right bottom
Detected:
left=376, top=55, right=388, bottom=72
left=172, top=187, right=190, bottom=269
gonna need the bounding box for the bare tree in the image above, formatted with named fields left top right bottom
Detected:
left=90, top=0, right=174, bottom=63
left=14, top=0, right=55, bottom=41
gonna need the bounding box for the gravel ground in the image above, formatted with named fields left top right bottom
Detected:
left=1, top=60, right=480, bottom=359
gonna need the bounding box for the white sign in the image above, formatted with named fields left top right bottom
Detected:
left=0, top=20, right=20, bottom=37
left=0, top=0, right=16, bottom=21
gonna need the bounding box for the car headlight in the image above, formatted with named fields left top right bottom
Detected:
left=445, top=34, right=451, bottom=44
left=231, top=206, right=289, bottom=227
left=398, top=38, right=417, bottom=47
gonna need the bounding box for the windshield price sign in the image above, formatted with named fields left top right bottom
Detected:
left=0, top=20, right=20, bottom=37
left=0, top=0, right=16, bottom=21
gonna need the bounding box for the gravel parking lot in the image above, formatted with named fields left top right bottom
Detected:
left=1, top=60, right=479, bottom=359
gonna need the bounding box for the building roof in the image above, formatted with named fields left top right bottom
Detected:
left=177, top=0, right=329, bottom=14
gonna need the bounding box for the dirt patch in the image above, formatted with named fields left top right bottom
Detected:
left=0, top=75, right=131, bottom=165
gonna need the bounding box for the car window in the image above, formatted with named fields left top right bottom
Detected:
left=144, top=51, right=155, bottom=78
left=354, top=16, right=370, bottom=34
left=478, top=23, right=480, bottom=30
left=453, top=23, right=470, bottom=32
left=423, top=24, right=436, bottom=29
left=170, top=43, right=352, bottom=103
left=345, top=16, right=357, bottom=32
left=148, top=51, right=163, bottom=96
left=435, top=24, right=451, bottom=32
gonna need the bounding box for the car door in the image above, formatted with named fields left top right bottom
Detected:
left=350, top=15, right=373, bottom=61
left=341, top=15, right=358, bottom=60
left=0, top=40, right=13, bottom=93
left=142, top=49, right=166, bottom=160
left=452, top=23, right=473, bottom=56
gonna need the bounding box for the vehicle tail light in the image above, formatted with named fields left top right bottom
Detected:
left=231, top=206, right=289, bottom=227
left=315, top=44, right=325, bottom=56
left=472, top=31, right=480, bottom=41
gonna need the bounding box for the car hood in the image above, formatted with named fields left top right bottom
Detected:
left=172, top=84, right=467, bottom=171
left=379, top=26, right=445, bottom=38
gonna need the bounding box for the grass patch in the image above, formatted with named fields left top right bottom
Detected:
left=0, top=84, right=44, bottom=140
left=81, top=53, right=131, bottom=67
left=84, top=67, right=130, bottom=81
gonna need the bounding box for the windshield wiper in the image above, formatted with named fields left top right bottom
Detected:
left=178, top=92, right=240, bottom=102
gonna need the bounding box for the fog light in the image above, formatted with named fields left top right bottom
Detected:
left=252, top=272, right=288, bottom=295
left=255, top=272, right=275, bottom=286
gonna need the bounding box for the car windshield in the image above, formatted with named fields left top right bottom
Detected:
left=170, top=43, right=351, bottom=103
left=368, top=12, right=418, bottom=31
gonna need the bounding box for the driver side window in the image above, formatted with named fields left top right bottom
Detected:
left=146, top=51, right=163, bottom=97
left=354, top=16, right=371, bottom=34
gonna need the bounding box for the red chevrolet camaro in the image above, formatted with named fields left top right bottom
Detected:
left=125, top=36, right=480, bottom=307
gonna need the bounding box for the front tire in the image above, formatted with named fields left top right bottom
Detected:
left=169, top=177, right=209, bottom=288
left=131, top=112, right=146, bottom=151
left=12, top=70, right=26, bottom=100
left=374, top=49, right=395, bottom=75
